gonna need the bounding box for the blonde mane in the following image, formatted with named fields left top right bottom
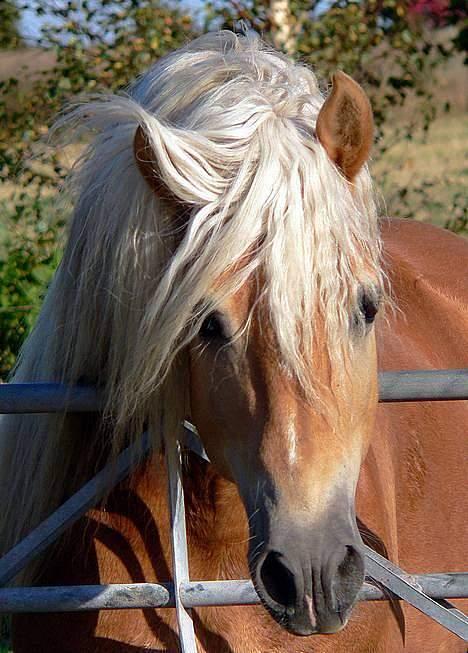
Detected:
left=0, top=31, right=382, bottom=573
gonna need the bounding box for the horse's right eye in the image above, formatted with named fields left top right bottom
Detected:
left=199, top=312, right=227, bottom=342
left=359, top=290, right=379, bottom=325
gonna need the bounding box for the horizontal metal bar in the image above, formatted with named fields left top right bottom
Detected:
left=0, top=369, right=467, bottom=414
left=0, top=383, right=102, bottom=413
left=1, top=574, right=467, bottom=613
left=378, top=369, right=468, bottom=402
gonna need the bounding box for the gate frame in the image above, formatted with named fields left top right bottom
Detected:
left=1, top=369, right=467, bottom=650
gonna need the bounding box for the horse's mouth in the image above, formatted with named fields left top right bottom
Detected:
left=248, top=533, right=364, bottom=636
left=253, top=575, right=354, bottom=636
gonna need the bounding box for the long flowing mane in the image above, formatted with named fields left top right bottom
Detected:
left=0, top=31, right=382, bottom=576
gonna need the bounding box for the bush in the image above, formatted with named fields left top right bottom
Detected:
left=0, top=0, right=465, bottom=379
left=0, top=0, right=195, bottom=379
left=0, top=0, right=22, bottom=49
left=0, top=193, right=63, bottom=378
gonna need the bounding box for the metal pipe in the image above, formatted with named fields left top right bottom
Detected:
left=378, top=369, right=468, bottom=402
left=0, top=383, right=101, bottom=413
left=0, top=369, right=467, bottom=414
left=0, top=434, right=151, bottom=587
left=1, top=574, right=467, bottom=613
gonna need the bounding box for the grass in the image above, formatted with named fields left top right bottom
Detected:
left=372, top=113, right=468, bottom=227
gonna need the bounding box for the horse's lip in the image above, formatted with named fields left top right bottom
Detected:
left=255, top=584, right=318, bottom=636
left=251, top=561, right=318, bottom=636
left=254, top=584, right=351, bottom=636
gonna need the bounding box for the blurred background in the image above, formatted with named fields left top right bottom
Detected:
left=0, top=0, right=466, bottom=383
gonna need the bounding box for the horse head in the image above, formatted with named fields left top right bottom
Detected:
left=131, top=45, right=381, bottom=635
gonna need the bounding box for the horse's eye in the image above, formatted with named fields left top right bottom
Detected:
left=358, top=289, right=379, bottom=326
left=199, top=312, right=226, bottom=341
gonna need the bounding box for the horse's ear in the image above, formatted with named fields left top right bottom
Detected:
left=133, top=125, right=174, bottom=201
left=316, top=71, right=373, bottom=180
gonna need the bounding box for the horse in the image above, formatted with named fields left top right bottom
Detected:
left=0, top=31, right=466, bottom=653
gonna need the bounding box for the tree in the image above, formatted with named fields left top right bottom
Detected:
left=0, top=0, right=466, bottom=380
left=0, top=0, right=22, bottom=49
left=269, top=0, right=295, bottom=54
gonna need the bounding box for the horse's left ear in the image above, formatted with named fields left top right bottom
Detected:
left=133, top=125, right=174, bottom=201
left=316, top=71, right=373, bottom=180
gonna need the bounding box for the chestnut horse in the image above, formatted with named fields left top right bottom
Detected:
left=1, top=31, right=466, bottom=652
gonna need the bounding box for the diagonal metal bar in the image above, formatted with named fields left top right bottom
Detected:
left=0, top=433, right=151, bottom=587
left=0, top=373, right=467, bottom=645
left=364, top=546, right=468, bottom=641
left=165, top=435, right=198, bottom=653
left=182, top=420, right=209, bottom=462
left=0, top=426, right=199, bottom=586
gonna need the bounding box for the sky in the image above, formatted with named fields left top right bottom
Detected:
left=20, top=1, right=207, bottom=43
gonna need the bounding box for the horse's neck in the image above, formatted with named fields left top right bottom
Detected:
left=86, top=452, right=250, bottom=585
left=357, top=218, right=468, bottom=566
left=379, top=218, right=468, bottom=369
left=184, top=456, right=250, bottom=559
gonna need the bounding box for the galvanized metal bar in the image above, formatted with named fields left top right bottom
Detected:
left=1, top=574, right=467, bottom=613
left=0, top=582, right=173, bottom=612
left=165, top=436, right=197, bottom=653
left=0, top=433, right=151, bottom=587
left=182, top=420, right=209, bottom=463
left=1, top=369, right=467, bottom=415
left=378, top=369, right=468, bottom=402
left=0, top=426, right=197, bottom=587
left=364, top=546, right=468, bottom=641
left=0, top=383, right=101, bottom=413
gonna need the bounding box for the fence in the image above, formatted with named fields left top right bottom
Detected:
left=0, top=369, right=467, bottom=652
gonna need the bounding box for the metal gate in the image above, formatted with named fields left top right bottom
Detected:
left=0, top=369, right=467, bottom=651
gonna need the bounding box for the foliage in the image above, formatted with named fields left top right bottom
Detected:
left=0, top=0, right=466, bottom=381
left=0, top=0, right=22, bottom=49
left=0, top=193, right=62, bottom=378
left=205, top=0, right=467, bottom=232
left=444, top=200, right=468, bottom=234
left=205, top=1, right=462, bottom=138
left=0, top=0, right=194, bottom=379
left=1, top=1, right=194, bottom=193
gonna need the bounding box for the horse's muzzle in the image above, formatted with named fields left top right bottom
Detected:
left=251, top=530, right=365, bottom=636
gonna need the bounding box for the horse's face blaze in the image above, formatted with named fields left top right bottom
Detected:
left=190, top=282, right=379, bottom=636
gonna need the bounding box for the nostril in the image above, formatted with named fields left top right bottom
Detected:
left=331, top=545, right=365, bottom=613
left=260, top=551, right=297, bottom=608
left=337, top=545, right=364, bottom=581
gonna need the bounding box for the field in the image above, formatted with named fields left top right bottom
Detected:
left=1, top=113, right=466, bottom=223
left=1, top=43, right=466, bottom=234
left=372, top=113, right=468, bottom=228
